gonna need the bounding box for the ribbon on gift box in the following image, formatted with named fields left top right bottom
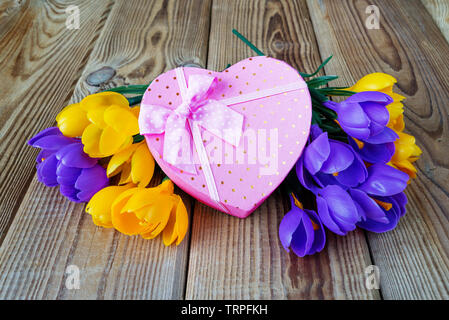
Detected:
left=139, top=67, right=307, bottom=211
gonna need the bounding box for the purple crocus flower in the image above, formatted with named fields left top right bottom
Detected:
left=348, top=137, right=395, bottom=164
left=356, top=192, right=407, bottom=233
left=315, top=185, right=360, bottom=235
left=279, top=194, right=326, bottom=257
left=314, top=164, right=409, bottom=235
left=295, top=124, right=409, bottom=236
left=28, top=127, right=109, bottom=202
left=324, top=91, right=398, bottom=163
left=297, top=125, right=367, bottom=192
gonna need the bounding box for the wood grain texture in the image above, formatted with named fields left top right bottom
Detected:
left=307, top=0, right=449, bottom=299
left=185, top=0, right=379, bottom=300
left=0, top=0, right=212, bottom=299
left=422, top=0, right=449, bottom=43
left=0, top=0, right=114, bottom=241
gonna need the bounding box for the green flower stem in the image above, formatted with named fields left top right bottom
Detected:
left=104, top=84, right=149, bottom=95
left=132, top=134, right=145, bottom=143
left=127, top=95, right=143, bottom=106
left=232, top=29, right=265, bottom=56
left=299, top=55, right=333, bottom=78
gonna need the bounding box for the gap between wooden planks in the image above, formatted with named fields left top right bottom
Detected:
left=0, top=0, right=212, bottom=299
left=307, top=0, right=449, bottom=299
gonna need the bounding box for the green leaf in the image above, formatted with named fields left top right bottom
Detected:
left=312, top=109, right=322, bottom=125
left=307, top=75, right=339, bottom=88
left=299, top=55, right=333, bottom=78
left=232, top=29, right=265, bottom=56
left=104, top=84, right=149, bottom=95
left=316, top=88, right=356, bottom=97
left=310, top=88, right=330, bottom=103
left=127, top=95, right=143, bottom=106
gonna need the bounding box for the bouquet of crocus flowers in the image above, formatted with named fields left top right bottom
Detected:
left=279, top=72, right=421, bottom=257
left=28, top=90, right=188, bottom=246
left=28, top=30, right=421, bottom=255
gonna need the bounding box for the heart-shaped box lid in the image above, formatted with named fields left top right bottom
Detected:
left=139, top=56, right=311, bottom=218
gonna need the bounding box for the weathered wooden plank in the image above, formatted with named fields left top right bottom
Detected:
left=0, top=0, right=212, bottom=299
left=185, top=0, right=379, bottom=300
left=422, top=0, right=449, bottom=43
left=0, top=0, right=115, bottom=241
left=307, top=0, right=449, bottom=299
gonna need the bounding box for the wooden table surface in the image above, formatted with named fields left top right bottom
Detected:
left=0, top=0, right=448, bottom=300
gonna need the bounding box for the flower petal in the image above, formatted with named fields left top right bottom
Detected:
left=296, top=158, right=322, bottom=193
left=99, top=126, right=129, bottom=156
left=346, top=91, right=393, bottom=105
left=349, top=73, right=397, bottom=93
left=38, top=154, right=59, bottom=187
left=56, top=163, right=81, bottom=186
left=349, top=189, right=388, bottom=224
left=362, top=101, right=390, bottom=124
left=140, top=196, right=176, bottom=239
left=86, top=185, right=133, bottom=228
left=131, top=143, right=155, bottom=187
left=28, top=127, right=62, bottom=146
left=335, top=149, right=368, bottom=187
left=56, top=103, right=90, bottom=137
left=335, top=102, right=371, bottom=139
left=364, top=127, right=398, bottom=144
left=349, top=138, right=395, bottom=164
left=60, top=184, right=81, bottom=202
left=57, top=143, right=98, bottom=168
left=304, top=132, right=330, bottom=175
left=31, top=134, right=76, bottom=151
left=110, top=187, right=144, bottom=235
left=107, top=143, right=139, bottom=177
left=80, top=91, right=129, bottom=111
left=75, top=165, right=109, bottom=201
left=104, top=105, right=140, bottom=137
left=305, top=209, right=326, bottom=255
left=320, top=140, right=354, bottom=174
left=357, top=195, right=403, bottom=233
left=174, top=196, right=189, bottom=245
left=86, top=105, right=109, bottom=129
left=290, top=213, right=315, bottom=257
left=316, top=195, right=345, bottom=235
left=359, top=163, right=409, bottom=196
left=279, top=195, right=303, bottom=251
left=82, top=124, right=103, bottom=157
left=318, top=185, right=359, bottom=234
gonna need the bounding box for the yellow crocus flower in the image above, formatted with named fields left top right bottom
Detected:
left=110, top=179, right=189, bottom=246
left=86, top=184, right=134, bottom=228
left=389, top=132, right=422, bottom=179
left=107, top=141, right=155, bottom=188
left=386, top=102, right=405, bottom=132
left=349, top=73, right=422, bottom=179
left=56, top=103, right=91, bottom=137
left=56, top=92, right=140, bottom=158
left=348, top=73, right=406, bottom=102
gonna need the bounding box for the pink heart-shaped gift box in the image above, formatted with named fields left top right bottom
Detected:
left=140, top=56, right=311, bottom=218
